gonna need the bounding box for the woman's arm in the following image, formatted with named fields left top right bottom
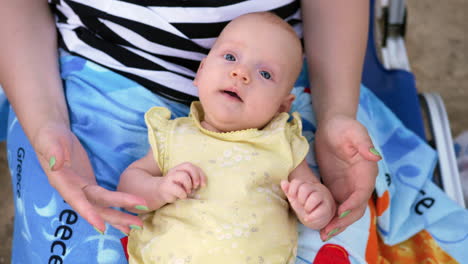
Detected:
left=0, top=0, right=68, bottom=139
left=301, top=0, right=368, bottom=123
left=301, top=0, right=381, bottom=238
left=0, top=0, right=147, bottom=234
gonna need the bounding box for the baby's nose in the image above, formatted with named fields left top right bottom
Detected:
left=230, top=68, right=250, bottom=84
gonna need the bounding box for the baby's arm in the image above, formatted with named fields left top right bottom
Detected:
left=281, top=160, right=336, bottom=230
left=117, top=149, right=206, bottom=213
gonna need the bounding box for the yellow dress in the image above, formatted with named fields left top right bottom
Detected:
left=128, top=102, right=309, bottom=264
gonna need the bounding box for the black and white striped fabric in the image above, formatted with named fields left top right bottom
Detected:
left=49, top=0, right=302, bottom=104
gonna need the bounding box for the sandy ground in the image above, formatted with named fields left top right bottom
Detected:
left=0, top=0, right=467, bottom=262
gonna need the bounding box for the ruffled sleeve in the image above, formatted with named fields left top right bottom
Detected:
left=144, top=107, right=172, bottom=173
left=285, top=112, right=310, bottom=169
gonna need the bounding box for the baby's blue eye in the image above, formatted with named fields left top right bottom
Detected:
left=260, top=71, right=271, bottom=80
left=224, top=54, right=236, bottom=61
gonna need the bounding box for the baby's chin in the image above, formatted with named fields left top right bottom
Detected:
left=205, top=121, right=251, bottom=133
left=202, top=116, right=256, bottom=133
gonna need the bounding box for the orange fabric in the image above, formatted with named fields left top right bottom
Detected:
left=365, top=195, right=459, bottom=264
left=365, top=197, right=381, bottom=264
left=379, top=230, right=458, bottom=264
left=376, top=190, right=390, bottom=217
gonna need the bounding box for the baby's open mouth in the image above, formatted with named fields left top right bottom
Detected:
left=223, top=90, right=243, bottom=102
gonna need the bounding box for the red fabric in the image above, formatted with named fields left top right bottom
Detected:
left=120, top=236, right=129, bottom=260
left=313, top=244, right=350, bottom=264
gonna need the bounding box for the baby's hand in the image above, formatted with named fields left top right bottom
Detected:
left=281, top=179, right=336, bottom=230
left=158, top=162, right=207, bottom=204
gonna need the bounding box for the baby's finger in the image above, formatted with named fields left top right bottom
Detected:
left=304, top=193, right=322, bottom=214
left=280, top=180, right=290, bottom=194
left=195, top=166, right=208, bottom=188
left=288, top=198, right=304, bottom=218
left=172, top=171, right=193, bottom=193
left=186, top=167, right=201, bottom=190
left=286, top=179, right=302, bottom=200
left=174, top=163, right=199, bottom=186
left=168, top=183, right=189, bottom=200
left=297, top=185, right=314, bottom=205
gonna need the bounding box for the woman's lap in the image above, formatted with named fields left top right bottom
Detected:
left=6, top=55, right=190, bottom=263
left=6, top=54, right=368, bottom=263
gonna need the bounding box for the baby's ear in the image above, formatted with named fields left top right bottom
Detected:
left=193, top=58, right=206, bottom=87
left=278, top=93, right=296, bottom=113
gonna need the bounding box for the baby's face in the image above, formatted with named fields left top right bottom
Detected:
left=194, top=14, right=302, bottom=132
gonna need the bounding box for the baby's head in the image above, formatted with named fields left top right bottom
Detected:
left=194, top=12, right=303, bottom=132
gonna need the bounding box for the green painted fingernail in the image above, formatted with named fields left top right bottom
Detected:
left=370, top=147, right=381, bottom=157
left=327, top=228, right=339, bottom=237
left=49, top=156, right=56, bottom=170
left=93, top=226, right=104, bottom=235
left=135, top=205, right=149, bottom=211
left=324, top=236, right=332, bottom=242
left=339, top=210, right=351, bottom=219
left=130, top=225, right=142, bottom=230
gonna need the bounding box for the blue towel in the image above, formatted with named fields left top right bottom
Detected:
left=295, top=84, right=468, bottom=263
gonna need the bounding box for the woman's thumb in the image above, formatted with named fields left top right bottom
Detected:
left=353, top=130, right=382, bottom=162
left=358, top=143, right=382, bottom=162
left=37, top=135, right=71, bottom=171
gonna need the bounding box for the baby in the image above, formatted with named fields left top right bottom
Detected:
left=118, top=12, right=336, bottom=264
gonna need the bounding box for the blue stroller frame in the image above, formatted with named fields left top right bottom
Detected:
left=363, top=0, right=466, bottom=208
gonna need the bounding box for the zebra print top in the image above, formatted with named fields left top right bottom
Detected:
left=49, top=0, right=302, bottom=104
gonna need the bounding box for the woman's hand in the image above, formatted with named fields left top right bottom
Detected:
left=314, top=115, right=381, bottom=240
left=33, top=122, right=148, bottom=235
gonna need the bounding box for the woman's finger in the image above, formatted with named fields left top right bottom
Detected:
left=358, top=144, right=382, bottom=162
left=49, top=172, right=106, bottom=231
left=83, top=184, right=148, bottom=210
left=98, top=207, right=144, bottom=230
left=320, top=203, right=367, bottom=241
left=114, top=224, right=130, bottom=236
left=337, top=187, right=370, bottom=216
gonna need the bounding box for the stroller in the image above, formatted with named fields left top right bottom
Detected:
left=363, top=0, right=465, bottom=208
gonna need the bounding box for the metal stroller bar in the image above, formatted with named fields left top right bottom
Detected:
left=422, top=93, right=466, bottom=207
left=377, top=0, right=466, bottom=207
